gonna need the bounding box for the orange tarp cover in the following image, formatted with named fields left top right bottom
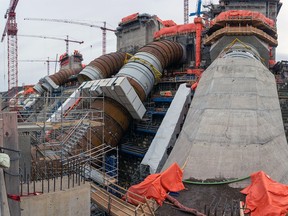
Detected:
left=241, top=171, right=288, bottom=216
left=154, top=23, right=196, bottom=39
left=162, top=20, right=177, bottom=27
left=23, top=87, right=35, bottom=95
left=214, top=10, right=275, bottom=27
left=121, top=13, right=139, bottom=24
left=123, top=163, right=185, bottom=206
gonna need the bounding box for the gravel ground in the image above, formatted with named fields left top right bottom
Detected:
left=156, top=183, right=246, bottom=216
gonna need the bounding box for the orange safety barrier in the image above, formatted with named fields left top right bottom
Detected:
left=162, top=20, right=177, bottom=27
left=154, top=23, right=196, bottom=39
left=154, top=25, right=178, bottom=38
left=178, top=23, right=196, bottom=34
left=123, top=163, right=185, bottom=206
left=241, top=171, right=288, bottom=216
left=213, top=10, right=275, bottom=27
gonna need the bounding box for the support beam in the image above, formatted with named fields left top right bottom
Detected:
left=0, top=118, right=10, bottom=216
left=3, top=112, right=20, bottom=216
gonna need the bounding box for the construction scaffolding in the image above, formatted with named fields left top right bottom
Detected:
left=0, top=86, right=127, bottom=214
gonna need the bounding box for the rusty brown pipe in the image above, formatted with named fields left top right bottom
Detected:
left=33, top=68, right=82, bottom=94
left=49, top=68, right=82, bottom=85
left=77, top=52, right=127, bottom=83
left=90, top=40, right=184, bottom=147
left=116, top=40, right=184, bottom=100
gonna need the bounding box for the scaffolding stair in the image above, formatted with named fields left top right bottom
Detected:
left=62, top=122, right=89, bottom=154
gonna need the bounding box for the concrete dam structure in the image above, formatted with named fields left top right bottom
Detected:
left=2, top=0, right=288, bottom=215
left=163, top=41, right=288, bottom=184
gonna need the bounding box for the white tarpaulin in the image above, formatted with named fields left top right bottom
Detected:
left=0, top=153, right=10, bottom=169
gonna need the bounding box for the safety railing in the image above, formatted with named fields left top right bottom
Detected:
left=91, top=182, right=158, bottom=216
left=204, top=25, right=278, bottom=46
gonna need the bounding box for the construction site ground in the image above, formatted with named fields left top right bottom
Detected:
left=156, top=183, right=245, bottom=216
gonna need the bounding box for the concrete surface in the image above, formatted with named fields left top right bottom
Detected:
left=20, top=183, right=90, bottom=216
left=163, top=55, right=288, bottom=186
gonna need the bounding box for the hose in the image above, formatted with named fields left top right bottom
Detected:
left=183, top=176, right=250, bottom=185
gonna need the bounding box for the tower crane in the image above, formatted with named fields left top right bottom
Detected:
left=190, top=0, right=203, bottom=17
left=184, top=0, right=189, bottom=24
left=24, top=18, right=117, bottom=55
left=1, top=0, right=20, bottom=96
left=19, top=58, right=59, bottom=76
left=18, top=34, right=84, bottom=54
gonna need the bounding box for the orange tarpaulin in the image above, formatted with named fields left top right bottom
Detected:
left=162, top=20, right=177, bottom=27
left=213, top=10, right=275, bottom=27
left=121, top=13, right=139, bottom=24
left=154, top=23, right=196, bottom=39
left=123, top=163, right=185, bottom=206
left=23, top=87, right=35, bottom=95
left=241, top=171, right=288, bottom=216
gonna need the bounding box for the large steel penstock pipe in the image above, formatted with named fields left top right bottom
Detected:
left=90, top=40, right=185, bottom=147
left=77, top=52, right=127, bottom=83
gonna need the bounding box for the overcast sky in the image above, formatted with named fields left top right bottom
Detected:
left=0, top=0, right=287, bottom=92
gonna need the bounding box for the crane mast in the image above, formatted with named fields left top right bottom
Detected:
left=2, top=0, right=19, bottom=96
left=102, top=22, right=107, bottom=54
left=184, top=0, right=189, bottom=24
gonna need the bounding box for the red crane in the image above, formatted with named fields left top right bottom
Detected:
left=1, top=0, right=20, bottom=96
left=24, top=18, right=116, bottom=55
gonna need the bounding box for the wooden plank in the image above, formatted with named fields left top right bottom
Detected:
left=91, top=191, right=135, bottom=216
left=91, top=184, right=157, bottom=216
left=145, top=197, right=156, bottom=216
left=240, top=201, right=245, bottom=216
left=35, top=120, right=103, bottom=130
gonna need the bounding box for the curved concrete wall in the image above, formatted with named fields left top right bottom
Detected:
left=163, top=47, right=288, bottom=185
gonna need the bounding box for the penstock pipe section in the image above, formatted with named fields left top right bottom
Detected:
left=77, top=52, right=127, bottom=83
left=116, top=40, right=184, bottom=101
left=90, top=40, right=185, bottom=147
left=34, top=68, right=82, bottom=94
